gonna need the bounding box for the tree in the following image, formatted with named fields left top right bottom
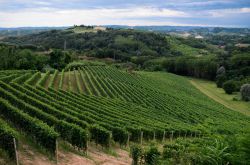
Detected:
left=49, top=50, right=72, bottom=70
left=14, top=49, right=44, bottom=70
left=216, top=66, right=227, bottom=87
left=240, top=84, right=250, bottom=101
left=223, top=80, right=237, bottom=94
left=216, top=75, right=227, bottom=88
left=216, top=66, right=226, bottom=75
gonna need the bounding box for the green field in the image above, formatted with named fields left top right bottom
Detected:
left=0, top=67, right=249, bottom=161
left=190, top=78, right=250, bottom=116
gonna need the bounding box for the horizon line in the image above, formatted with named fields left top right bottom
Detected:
left=0, top=24, right=250, bottom=29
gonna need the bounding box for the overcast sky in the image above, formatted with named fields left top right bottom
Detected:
left=0, top=0, right=250, bottom=27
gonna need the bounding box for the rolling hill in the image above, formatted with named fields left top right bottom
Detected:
left=0, top=64, right=249, bottom=163
left=1, top=26, right=220, bottom=60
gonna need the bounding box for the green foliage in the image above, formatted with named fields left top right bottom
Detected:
left=130, top=145, right=160, bottom=165
left=0, top=74, right=20, bottom=82
left=0, top=118, right=18, bottom=158
left=54, top=66, right=249, bottom=137
left=167, top=36, right=212, bottom=57
left=127, top=127, right=141, bottom=142
left=223, top=80, right=237, bottom=94
left=238, top=131, right=250, bottom=163
left=231, top=53, right=250, bottom=69
left=161, top=56, right=217, bottom=80
left=38, top=71, right=50, bottom=86
left=145, top=146, right=161, bottom=165
left=216, top=74, right=227, bottom=88
left=201, top=139, right=230, bottom=165
left=111, top=127, right=128, bottom=146
left=1, top=28, right=249, bottom=87
left=0, top=67, right=249, bottom=156
left=161, top=137, right=232, bottom=165
left=0, top=45, right=48, bottom=70
left=11, top=73, right=33, bottom=84
left=48, top=70, right=59, bottom=88
left=59, top=69, right=64, bottom=89
left=15, top=49, right=38, bottom=69
left=41, top=64, right=55, bottom=73
left=0, top=96, right=58, bottom=154
left=25, top=72, right=41, bottom=85
left=179, top=37, right=207, bottom=49
left=3, top=29, right=171, bottom=60
left=240, top=84, right=250, bottom=101
left=65, top=61, right=105, bottom=71
left=163, top=133, right=250, bottom=165
left=49, top=50, right=72, bottom=70
left=0, top=80, right=88, bottom=150
left=90, top=124, right=111, bottom=147
left=130, top=145, right=142, bottom=165
left=152, top=133, right=250, bottom=165
left=56, top=121, right=88, bottom=149
left=163, top=143, right=184, bottom=160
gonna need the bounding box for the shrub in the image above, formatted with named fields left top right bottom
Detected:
left=145, top=146, right=161, bottom=165
left=130, top=145, right=142, bottom=165
left=201, top=139, right=230, bottom=165
left=163, top=143, right=184, bottom=159
left=223, top=80, right=237, bottom=94
left=240, top=84, right=250, bottom=101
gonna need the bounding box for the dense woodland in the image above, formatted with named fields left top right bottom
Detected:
left=3, top=28, right=171, bottom=60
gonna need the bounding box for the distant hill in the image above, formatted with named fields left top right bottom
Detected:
left=1, top=25, right=249, bottom=38
left=0, top=27, right=68, bottom=37
left=1, top=25, right=221, bottom=61
left=1, top=26, right=172, bottom=59
left=106, top=25, right=250, bottom=34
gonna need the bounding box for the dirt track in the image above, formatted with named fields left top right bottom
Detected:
left=18, top=143, right=132, bottom=165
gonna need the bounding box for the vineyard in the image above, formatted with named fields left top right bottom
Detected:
left=0, top=66, right=249, bottom=161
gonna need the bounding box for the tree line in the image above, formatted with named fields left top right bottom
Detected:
left=0, top=43, right=73, bottom=71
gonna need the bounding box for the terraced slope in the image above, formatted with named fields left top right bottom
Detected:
left=0, top=67, right=249, bottom=158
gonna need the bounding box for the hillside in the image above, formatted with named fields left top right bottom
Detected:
left=1, top=26, right=221, bottom=61
left=190, top=78, right=250, bottom=116
left=0, top=65, right=249, bottom=163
